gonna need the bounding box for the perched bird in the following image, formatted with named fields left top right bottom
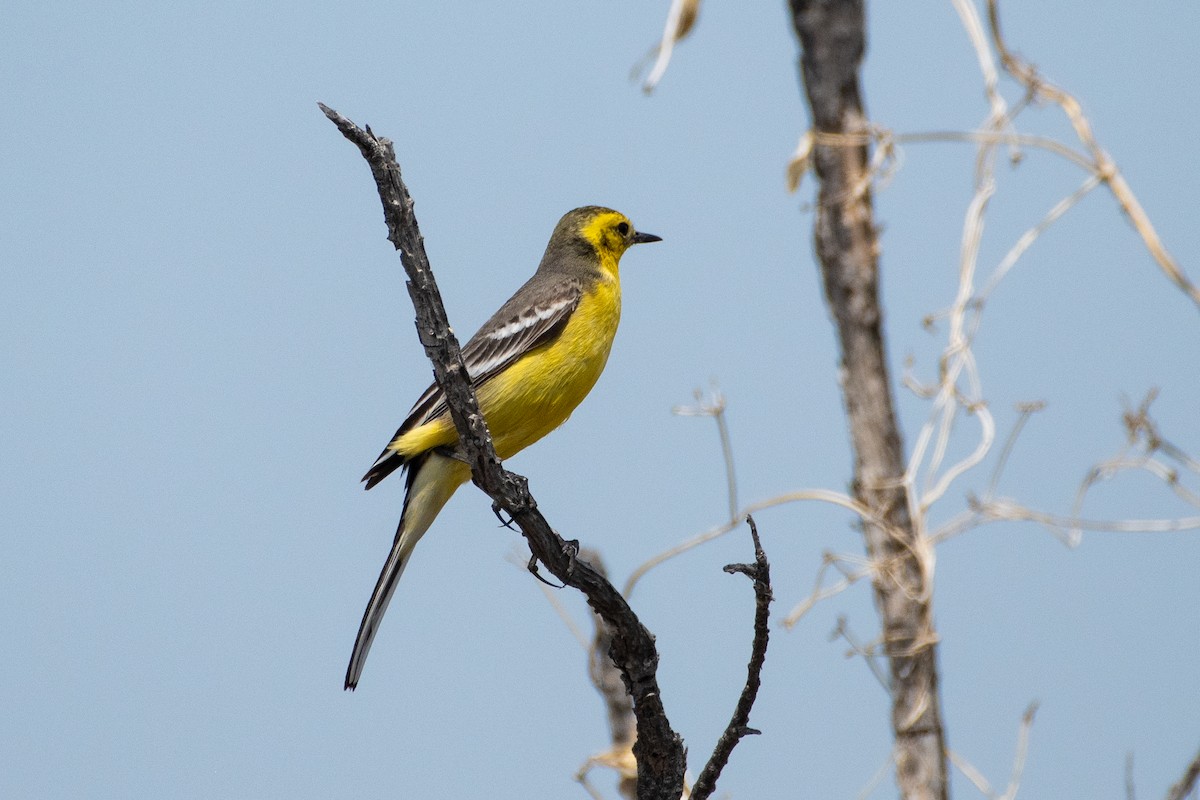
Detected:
left=346, top=206, right=661, bottom=690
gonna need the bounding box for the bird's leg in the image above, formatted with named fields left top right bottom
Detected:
left=436, top=444, right=470, bottom=464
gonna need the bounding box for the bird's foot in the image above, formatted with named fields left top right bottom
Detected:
left=492, top=501, right=518, bottom=531
left=527, top=553, right=564, bottom=589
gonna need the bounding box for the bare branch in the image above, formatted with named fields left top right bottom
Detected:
left=983, top=402, right=1046, bottom=501
left=1165, top=747, right=1200, bottom=800
left=690, top=516, right=772, bottom=800
left=320, top=103, right=686, bottom=800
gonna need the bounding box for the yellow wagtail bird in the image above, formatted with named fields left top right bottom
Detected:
left=346, top=206, right=661, bottom=689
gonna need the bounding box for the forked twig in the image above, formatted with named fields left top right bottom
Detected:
left=690, top=516, right=773, bottom=800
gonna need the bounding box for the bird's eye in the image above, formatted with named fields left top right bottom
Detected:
left=616, top=221, right=630, bottom=236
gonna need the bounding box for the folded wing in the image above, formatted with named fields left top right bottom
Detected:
left=361, top=281, right=583, bottom=489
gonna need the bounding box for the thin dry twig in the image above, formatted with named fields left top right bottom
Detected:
left=830, top=615, right=888, bottom=690
left=856, top=755, right=896, bottom=800
left=673, top=388, right=739, bottom=522
left=634, top=0, right=701, bottom=94
left=783, top=551, right=874, bottom=629
left=512, top=547, right=591, bottom=651
left=946, top=702, right=1038, bottom=800
left=985, top=0, right=1199, bottom=311
left=623, top=487, right=882, bottom=599
left=1002, top=703, right=1038, bottom=800
left=1073, top=391, right=1200, bottom=519
left=983, top=402, right=1046, bottom=500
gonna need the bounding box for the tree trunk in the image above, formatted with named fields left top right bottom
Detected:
left=786, top=3, right=950, bottom=798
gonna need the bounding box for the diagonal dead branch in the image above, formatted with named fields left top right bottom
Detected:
left=319, top=103, right=686, bottom=800
left=1165, top=746, right=1200, bottom=800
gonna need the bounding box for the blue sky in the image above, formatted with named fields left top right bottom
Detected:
left=3, top=2, right=1198, bottom=798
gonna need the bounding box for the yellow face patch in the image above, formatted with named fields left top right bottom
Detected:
left=578, top=211, right=635, bottom=263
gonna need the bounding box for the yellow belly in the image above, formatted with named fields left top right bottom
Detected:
left=392, top=276, right=621, bottom=460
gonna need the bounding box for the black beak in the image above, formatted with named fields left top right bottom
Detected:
left=632, top=231, right=662, bottom=245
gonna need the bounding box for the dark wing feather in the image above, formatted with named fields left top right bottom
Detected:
left=361, top=279, right=583, bottom=489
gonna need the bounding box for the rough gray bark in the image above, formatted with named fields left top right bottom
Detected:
left=583, top=551, right=638, bottom=800
left=786, top=3, right=950, bottom=799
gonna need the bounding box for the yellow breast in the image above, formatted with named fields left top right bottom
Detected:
left=390, top=274, right=622, bottom=461
left=477, top=274, right=621, bottom=459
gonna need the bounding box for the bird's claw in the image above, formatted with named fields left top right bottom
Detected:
left=527, top=553, right=564, bottom=588
left=492, top=501, right=517, bottom=530
left=562, top=538, right=581, bottom=575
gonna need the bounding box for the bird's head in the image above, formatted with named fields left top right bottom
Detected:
left=542, top=206, right=661, bottom=275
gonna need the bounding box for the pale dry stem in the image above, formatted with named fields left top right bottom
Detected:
left=857, top=754, right=897, bottom=800
left=947, top=703, right=1038, bottom=800
left=673, top=388, right=739, bottom=522
left=830, top=615, right=889, bottom=690
left=575, top=748, right=640, bottom=800
left=1069, top=391, right=1200, bottom=537
left=635, top=0, right=701, bottom=95
left=670, top=0, right=1200, bottom=638
left=782, top=552, right=875, bottom=629
left=623, top=488, right=883, bottom=599
left=984, top=0, right=1199, bottom=310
